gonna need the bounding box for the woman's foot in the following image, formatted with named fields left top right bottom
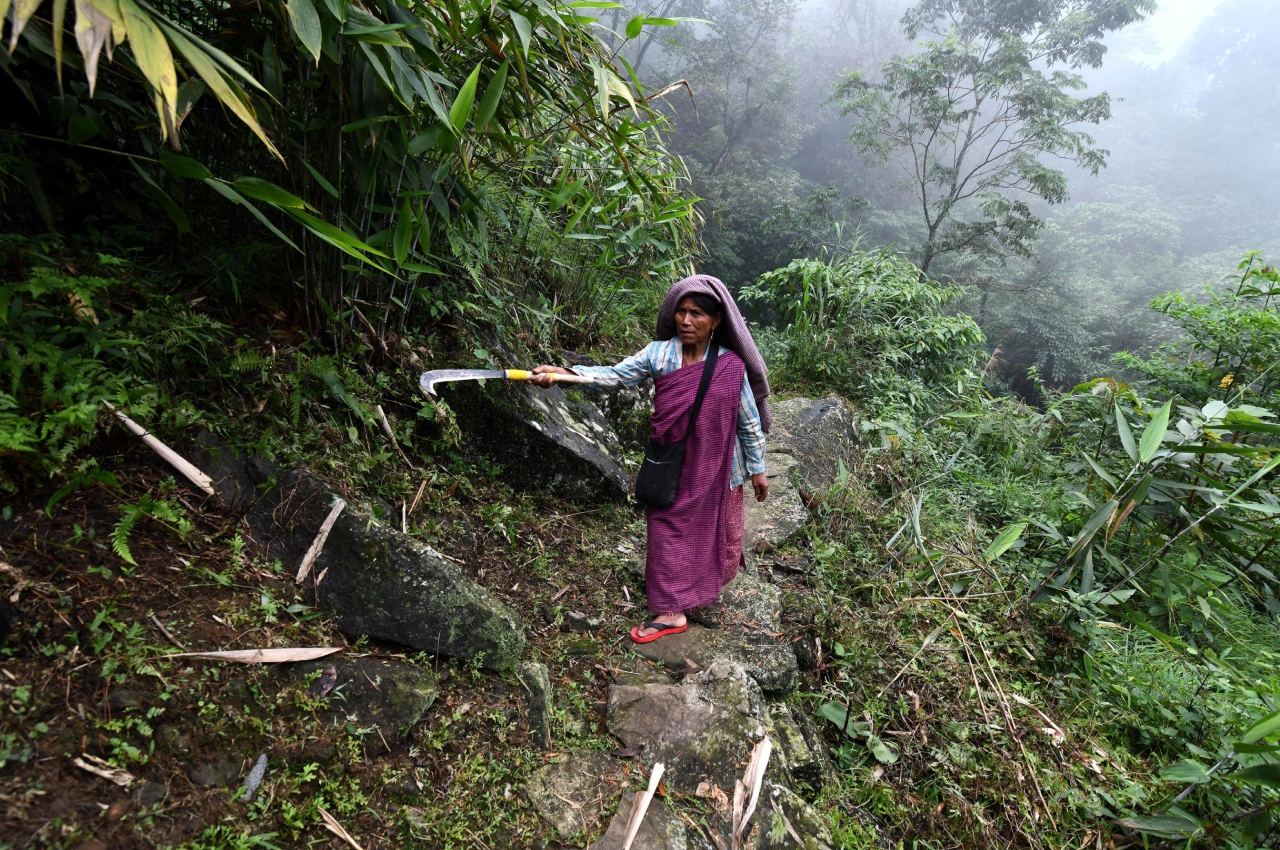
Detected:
left=631, top=612, right=688, bottom=643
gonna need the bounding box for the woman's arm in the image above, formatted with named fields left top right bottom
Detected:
left=531, top=343, right=661, bottom=388
left=737, top=375, right=769, bottom=502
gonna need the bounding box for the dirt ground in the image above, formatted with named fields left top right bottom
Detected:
left=1, top=431, right=781, bottom=849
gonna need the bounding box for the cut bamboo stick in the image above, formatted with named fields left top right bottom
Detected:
left=622, top=762, right=664, bottom=850
left=103, top=401, right=215, bottom=497
left=375, top=404, right=413, bottom=466
left=296, top=499, right=346, bottom=583
left=735, top=737, right=772, bottom=846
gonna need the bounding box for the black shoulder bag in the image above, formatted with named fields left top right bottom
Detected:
left=634, top=345, right=719, bottom=509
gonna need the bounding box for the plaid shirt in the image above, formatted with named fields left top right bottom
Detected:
left=571, top=340, right=767, bottom=489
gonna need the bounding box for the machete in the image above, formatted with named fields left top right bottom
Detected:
left=419, top=368, right=595, bottom=397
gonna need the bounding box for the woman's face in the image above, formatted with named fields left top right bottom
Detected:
left=675, top=297, right=720, bottom=348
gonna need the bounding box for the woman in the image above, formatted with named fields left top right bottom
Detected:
left=531, top=275, right=771, bottom=643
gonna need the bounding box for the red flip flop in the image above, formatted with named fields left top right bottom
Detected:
left=630, top=619, right=688, bottom=644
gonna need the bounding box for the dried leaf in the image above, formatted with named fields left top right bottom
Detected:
left=164, top=647, right=341, bottom=664
left=318, top=807, right=364, bottom=850
left=316, top=664, right=338, bottom=697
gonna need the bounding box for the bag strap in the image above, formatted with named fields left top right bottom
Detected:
left=683, top=343, right=720, bottom=439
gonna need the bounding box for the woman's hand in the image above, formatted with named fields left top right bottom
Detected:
left=530, top=365, right=575, bottom=387
left=750, top=472, right=769, bottom=503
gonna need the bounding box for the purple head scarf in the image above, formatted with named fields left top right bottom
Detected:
left=657, top=274, right=772, bottom=433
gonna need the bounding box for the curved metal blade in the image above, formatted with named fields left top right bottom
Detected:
left=419, top=369, right=505, bottom=396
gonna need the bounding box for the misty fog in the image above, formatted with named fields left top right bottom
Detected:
left=611, top=0, right=1280, bottom=397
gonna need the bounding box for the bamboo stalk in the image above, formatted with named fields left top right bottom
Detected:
left=736, top=737, right=772, bottom=846
left=622, top=762, right=664, bottom=850
left=103, top=401, right=215, bottom=497
left=296, top=499, right=346, bottom=583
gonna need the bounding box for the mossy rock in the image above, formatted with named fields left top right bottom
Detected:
left=440, top=379, right=628, bottom=503
left=247, top=467, right=525, bottom=670
left=283, top=657, right=438, bottom=740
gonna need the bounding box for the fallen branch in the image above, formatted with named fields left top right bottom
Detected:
left=296, top=498, right=346, bottom=584
left=150, top=613, right=186, bottom=650
left=102, top=401, right=215, bottom=497
left=622, top=762, right=665, bottom=850
left=73, top=753, right=134, bottom=786
left=163, top=647, right=341, bottom=664
left=318, top=807, right=364, bottom=850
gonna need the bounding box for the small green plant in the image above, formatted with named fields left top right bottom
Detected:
left=111, top=492, right=193, bottom=568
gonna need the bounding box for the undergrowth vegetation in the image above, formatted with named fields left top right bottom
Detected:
left=754, top=249, right=1280, bottom=846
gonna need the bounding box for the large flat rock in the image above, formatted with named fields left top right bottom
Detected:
left=745, top=450, right=809, bottom=554
left=246, top=468, right=524, bottom=670
left=630, top=625, right=798, bottom=694
left=769, top=397, right=859, bottom=498
left=526, top=750, right=625, bottom=841
left=588, top=791, right=687, bottom=850
left=440, top=379, right=628, bottom=503
left=606, top=660, right=767, bottom=794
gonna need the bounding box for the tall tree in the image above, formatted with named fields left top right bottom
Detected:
left=835, top=0, right=1153, bottom=277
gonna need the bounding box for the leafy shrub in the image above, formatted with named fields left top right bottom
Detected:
left=0, top=263, right=140, bottom=493
left=1118, top=251, right=1280, bottom=410
left=741, top=247, right=985, bottom=408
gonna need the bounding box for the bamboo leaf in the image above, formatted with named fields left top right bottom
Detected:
left=52, top=0, right=68, bottom=87
left=1081, top=451, right=1118, bottom=488
left=203, top=178, right=298, bottom=250
left=286, top=0, right=322, bottom=63
left=1115, top=816, right=1202, bottom=838
left=474, top=59, right=508, bottom=131
left=233, top=176, right=308, bottom=209
left=161, top=22, right=282, bottom=159
left=72, top=0, right=116, bottom=94
left=1228, top=764, right=1280, bottom=789
left=129, top=159, right=190, bottom=232
left=1139, top=400, right=1172, bottom=463
left=984, top=522, right=1026, bottom=562
left=1242, top=707, right=1280, bottom=744
left=448, top=61, right=482, bottom=132
left=1115, top=404, right=1138, bottom=463
left=159, top=150, right=212, bottom=179
left=509, top=9, right=531, bottom=57
left=1068, top=500, right=1119, bottom=560
left=625, top=14, right=643, bottom=39
left=119, top=0, right=179, bottom=138
left=1159, top=762, right=1209, bottom=784
left=302, top=159, right=339, bottom=198
left=7, top=0, right=42, bottom=52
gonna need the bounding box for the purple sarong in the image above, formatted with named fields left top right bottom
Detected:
left=645, top=350, right=746, bottom=612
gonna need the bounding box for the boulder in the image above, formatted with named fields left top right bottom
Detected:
left=744, top=449, right=809, bottom=555
left=606, top=660, right=768, bottom=794
left=526, top=750, right=625, bottom=840
left=518, top=662, right=554, bottom=750
left=439, top=379, right=628, bottom=503
left=767, top=704, right=829, bottom=792
left=588, top=791, right=687, bottom=850
left=246, top=468, right=525, bottom=670
left=744, top=397, right=858, bottom=561
left=180, top=427, right=278, bottom=510
left=283, top=657, right=437, bottom=739
left=756, top=782, right=836, bottom=850
left=634, top=574, right=797, bottom=695
left=768, top=398, right=859, bottom=498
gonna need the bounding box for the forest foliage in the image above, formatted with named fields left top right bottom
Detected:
left=3, top=0, right=1280, bottom=847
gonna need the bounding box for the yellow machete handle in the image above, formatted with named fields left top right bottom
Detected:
left=505, top=369, right=594, bottom=385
